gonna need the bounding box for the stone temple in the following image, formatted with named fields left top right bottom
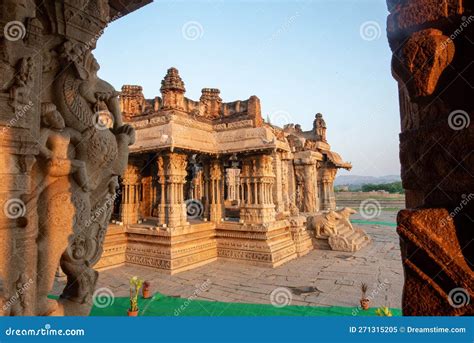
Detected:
left=96, top=67, right=371, bottom=274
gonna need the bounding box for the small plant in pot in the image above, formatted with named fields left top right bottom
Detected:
left=142, top=281, right=152, bottom=299
left=360, top=283, right=370, bottom=310
left=128, top=276, right=143, bottom=316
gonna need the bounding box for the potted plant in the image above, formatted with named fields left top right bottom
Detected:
left=360, top=283, right=370, bottom=310
left=142, top=281, right=152, bottom=299
left=128, top=276, right=143, bottom=316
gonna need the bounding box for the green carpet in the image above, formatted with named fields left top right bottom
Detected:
left=350, top=220, right=397, bottom=227
left=89, top=293, right=401, bottom=317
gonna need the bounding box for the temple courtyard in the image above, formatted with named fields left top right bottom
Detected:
left=52, top=210, right=403, bottom=311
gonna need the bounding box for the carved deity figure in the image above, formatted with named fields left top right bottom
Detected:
left=9, top=58, right=34, bottom=109
left=38, top=103, right=90, bottom=192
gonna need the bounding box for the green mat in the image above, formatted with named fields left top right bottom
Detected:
left=89, top=293, right=401, bottom=317
left=350, top=220, right=397, bottom=227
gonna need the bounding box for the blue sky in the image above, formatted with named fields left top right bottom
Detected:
left=95, top=0, right=400, bottom=177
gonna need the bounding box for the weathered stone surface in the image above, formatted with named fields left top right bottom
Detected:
left=387, top=0, right=474, bottom=316
left=0, top=0, right=151, bottom=317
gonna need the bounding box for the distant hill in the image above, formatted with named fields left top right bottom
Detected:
left=335, top=175, right=401, bottom=187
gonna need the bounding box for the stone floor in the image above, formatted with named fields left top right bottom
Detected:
left=53, top=210, right=403, bottom=309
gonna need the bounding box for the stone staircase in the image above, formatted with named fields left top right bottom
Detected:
left=327, top=222, right=371, bottom=252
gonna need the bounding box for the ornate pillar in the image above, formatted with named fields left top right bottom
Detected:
left=320, top=167, right=336, bottom=211
left=209, top=159, right=223, bottom=222
left=163, top=152, right=188, bottom=228
left=156, top=156, right=166, bottom=225
left=280, top=153, right=292, bottom=213
left=240, top=154, right=275, bottom=224
left=272, top=152, right=284, bottom=214
left=0, top=0, right=150, bottom=317
left=121, top=164, right=141, bottom=225
left=294, top=152, right=321, bottom=213
left=203, top=164, right=210, bottom=221
left=140, top=176, right=152, bottom=218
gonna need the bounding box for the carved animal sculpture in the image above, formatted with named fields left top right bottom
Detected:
left=336, top=207, right=357, bottom=232
left=308, top=210, right=341, bottom=238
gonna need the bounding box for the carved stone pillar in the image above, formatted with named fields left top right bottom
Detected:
left=203, top=164, right=210, bottom=221
left=140, top=176, right=152, bottom=218
left=0, top=0, right=150, bottom=316
left=209, top=160, right=223, bottom=222
left=280, top=153, right=292, bottom=213
left=319, top=167, right=336, bottom=211
left=163, top=152, right=188, bottom=228
left=121, top=164, right=141, bottom=225
left=240, top=154, right=276, bottom=224
left=294, top=152, right=320, bottom=213
left=387, top=0, right=474, bottom=316
left=272, top=152, right=284, bottom=214
left=156, top=156, right=166, bottom=225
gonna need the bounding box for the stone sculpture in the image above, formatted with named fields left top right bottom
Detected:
left=308, top=208, right=370, bottom=252
left=309, top=210, right=341, bottom=238
left=0, top=0, right=151, bottom=317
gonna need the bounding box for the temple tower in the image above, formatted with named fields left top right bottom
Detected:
left=160, top=67, right=186, bottom=110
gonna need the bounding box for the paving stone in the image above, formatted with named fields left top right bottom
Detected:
left=52, top=213, right=403, bottom=308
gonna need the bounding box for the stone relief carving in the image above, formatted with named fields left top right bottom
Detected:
left=38, top=39, right=134, bottom=315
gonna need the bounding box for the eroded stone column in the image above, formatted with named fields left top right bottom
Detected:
left=319, top=167, right=336, bottom=211
left=209, top=159, right=223, bottom=222
left=294, top=152, right=320, bottom=213
left=272, top=152, right=284, bottom=214
left=0, top=0, right=148, bottom=316
left=387, top=0, right=473, bottom=315
left=121, top=164, right=141, bottom=225
left=240, top=154, right=276, bottom=224
left=162, top=152, right=188, bottom=228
